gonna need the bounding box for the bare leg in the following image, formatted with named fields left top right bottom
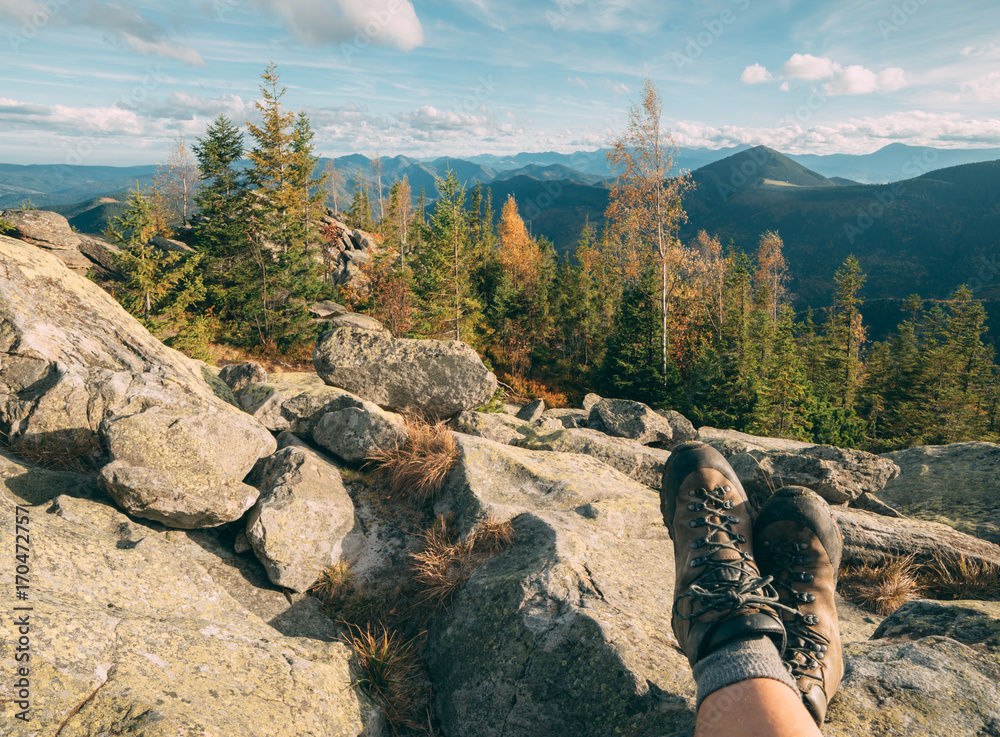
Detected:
left=695, top=679, right=823, bottom=737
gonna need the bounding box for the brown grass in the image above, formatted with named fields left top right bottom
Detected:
left=309, top=563, right=354, bottom=605
left=410, top=515, right=516, bottom=610
left=919, top=552, right=1000, bottom=601
left=498, top=372, right=570, bottom=408
left=839, top=555, right=922, bottom=615
left=6, top=430, right=103, bottom=473
left=340, top=622, right=424, bottom=730
left=366, top=417, right=458, bottom=502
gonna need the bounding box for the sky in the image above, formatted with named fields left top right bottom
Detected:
left=0, top=0, right=999, bottom=166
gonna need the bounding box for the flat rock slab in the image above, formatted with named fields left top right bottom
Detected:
left=451, top=410, right=530, bottom=445
left=832, top=506, right=1000, bottom=568
left=698, top=426, right=815, bottom=457
left=313, top=326, right=497, bottom=418
left=0, top=453, right=375, bottom=736
left=516, top=427, right=672, bottom=489
left=877, top=442, right=1000, bottom=545
left=1, top=209, right=80, bottom=248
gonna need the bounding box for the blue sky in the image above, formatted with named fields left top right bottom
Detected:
left=1, top=0, right=998, bottom=165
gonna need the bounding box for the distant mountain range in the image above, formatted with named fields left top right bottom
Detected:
left=6, top=142, right=1000, bottom=211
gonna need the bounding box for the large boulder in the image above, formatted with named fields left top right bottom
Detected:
left=314, top=327, right=498, bottom=417
left=428, top=434, right=697, bottom=737
left=728, top=444, right=900, bottom=505
left=99, top=406, right=272, bottom=528
left=77, top=234, right=124, bottom=278
left=219, top=361, right=268, bottom=392
left=876, top=442, right=1000, bottom=545
left=588, top=399, right=695, bottom=449
left=1, top=209, right=80, bottom=249
left=832, top=506, right=1000, bottom=568
left=515, top=427, right=672, bottom=489
left=236, top=378, right=360, bottom=435
left=246, top=440, right=361, bottom=592
left=698, top=426, right=814, bottom=457
left=0, top=236, right=276, bottom=526
left=312, top=398, right=409, bottom=463
left=0, top=451, right=376, bottom=735
left=825, top=600, right=1000, bottom=737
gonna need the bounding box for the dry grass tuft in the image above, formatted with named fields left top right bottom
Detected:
left=410, top=514, right=516, bottom=609
left=920, top=553, right=1000, bottom=601
left=340, top=622, right=423, bottom=730
left=498, top=372, right=569, bottom=408
left=839, top=555, right=922, bottom=615
left=309, top=562, right=354, bottom=605
left=366, top=417, right=458, bottom=502
left=6, top=430, right=103, bottom=473
left=469, top=515, right=516, bottom=555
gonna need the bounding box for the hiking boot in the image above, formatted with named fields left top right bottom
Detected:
left=661, top=441, right=786, bottom=667
left=753, top=486, right=844, bottom=727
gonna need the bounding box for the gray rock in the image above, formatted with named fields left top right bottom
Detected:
left=877, top=442, right=1000, bottom=545
left=314, top=327, right=498, bottom=418
left=246, top=443, right=360, bottom=592
left=729, top=445, right=900, bottom=505
left=0, top=237, right=275, bottom=525
left=697, top=426, right=815, bottom=457
left=77, top=234, right=124, bottom=278
left=312, top=400, right=409, bottom=464
left=429, top=434, right=697, bottom=736
left=351, top=228, right=377, bottom=251
left=516, top=427, right=672, bottom=489
left=150, top=234, right=194, bottom=252
left=234, top=530, right=251, bottom=554
left=450, top=410, right=529, bottom=445
left=236, top=380, right=365, bottom=435
left=99, top=406, right=274, bottom=528
left=328, top=311, right=386, bottom=332
left=582, top=392, right=602, bottom=411
left=0, top=451, right=377, bottom=735
left=541, top=408, right=588, bottom=428
left=825, top=600, right=1000, bottom=737
left=516, top=398, right=545, bottom=422
left=219, top=361, right=267, bottom=392
left=656, top=409, right=697, bottom=446
left=1, top=208, right=80, bottom=248
left=310, top=300, right=349, bottom=319
left=832, top=506, right=1000, bottom=568
left=588, top=398, right=677, bottom=446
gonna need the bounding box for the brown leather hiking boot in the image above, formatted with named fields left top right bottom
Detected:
left=754, top=486, right=844, bottom=727
left=661, top=441, right=786, bottom=667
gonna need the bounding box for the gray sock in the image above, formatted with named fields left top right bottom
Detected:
left=692, top=635, right=799, bottom=711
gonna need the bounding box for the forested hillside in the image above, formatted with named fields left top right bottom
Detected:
left=75, top=69, right=1000, bottom=455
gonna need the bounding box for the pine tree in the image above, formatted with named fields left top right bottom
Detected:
left=753, top=305, right=813, bottom=440
left=290, top=111, right=327, bottom=254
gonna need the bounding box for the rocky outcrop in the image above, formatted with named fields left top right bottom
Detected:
left=150, top=234, right=193, bottom=253
left=327, top=311, right=386, bottom=332
left=1, top=208, right=80, bottom=249
left=516, top=399, right=546, bottom=422
left=0, top=235, right=276, bottom=527
left=876, top=442, right=1000, bottom=545
left=314, top=327, right=498, bottom=418
left=826, top=600, right=1000, bottom=737
left=428, top=434, right=696, bottom=736
left=312, top=398, right=409, bottom=463
left=541, top=408, right=588, bottom=429
left=246, top=440, right=361, bottom=592
left=698, top=426, right=814, bottom=456
left=0, top=451, right=376, bottom=735
left=728, top=444, right=899, bottom=505
left=515, top=427, right=672, bottom=489
left=77, top=234, right=124, bottom=278
left=236, top=377, right=355, bottom=434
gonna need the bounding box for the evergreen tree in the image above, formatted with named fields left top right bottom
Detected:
left=753, top=305, right=813, bottom=440
left=290, top=111, right=326, bottom=253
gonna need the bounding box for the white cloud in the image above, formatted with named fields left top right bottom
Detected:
left=961, top=71, right=1000, bottom=101
left=780, top=81, right=790, bottom=92
left=740, top=63, right=773, bottom=84
left=567, top=76, right=588, bottom=90
left=0, top=0, right=204, bottom=65
left=254, top=0, right=424, bottom=50
left=778, top=54, right=905, bottom=96
left=665, top=111, right=1000, bottom=155
left=781, top=53, right=836, bottom=80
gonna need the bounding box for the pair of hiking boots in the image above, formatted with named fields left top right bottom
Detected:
left=661, top=441, right=843, bottom=726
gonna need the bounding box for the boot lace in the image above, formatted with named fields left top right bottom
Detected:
left=764, top=541, right=830, bottom=681
left=674, top=486, right=790, bottom=621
